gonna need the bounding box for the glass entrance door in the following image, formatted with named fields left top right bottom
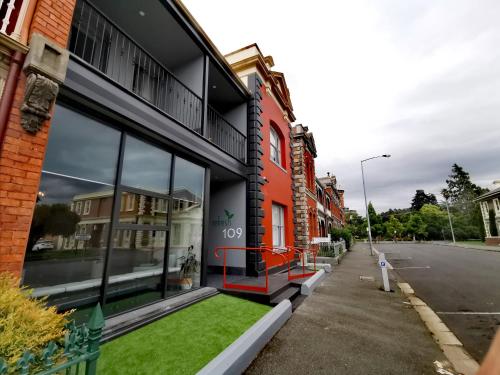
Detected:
left=103, top=135, right=172, bottom=315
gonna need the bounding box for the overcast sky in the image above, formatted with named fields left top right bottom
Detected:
left=184, top=0, right=500, bottom=214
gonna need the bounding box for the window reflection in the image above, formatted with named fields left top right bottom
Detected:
left=23, top=106, right=120, bottom=309
left=121, top=136, right=171, bottom=194
left=119, top=192, right=168, bottom=226
left=105, top=229, right=166, bottom=316
left=167, top=157, right=204, bottom=293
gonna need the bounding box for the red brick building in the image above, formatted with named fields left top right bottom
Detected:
left=0, top=0, right=76, bottom=276
left=226, top=44, right=296, bottom=270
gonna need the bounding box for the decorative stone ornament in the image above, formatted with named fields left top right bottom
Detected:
left=20, top=73, right=58, bottom=133
left=20, top=33, right=69, bottom=134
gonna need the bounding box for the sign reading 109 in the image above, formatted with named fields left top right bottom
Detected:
left=212, top=209, right=243, bottom=239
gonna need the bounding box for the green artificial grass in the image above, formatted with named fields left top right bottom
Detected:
left=97, top=294, right=271, bottom=375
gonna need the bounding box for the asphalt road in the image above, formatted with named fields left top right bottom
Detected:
left=376, top=242, right=500, bottom=362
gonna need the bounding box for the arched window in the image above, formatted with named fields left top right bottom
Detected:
left=270, top=123, right=283, bottom=166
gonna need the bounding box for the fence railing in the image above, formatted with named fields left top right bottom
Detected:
left=207, top=106, right=246, bottom=162
left=69, top=0, right=203, bottom=133
left=287, top=246, right=317, bottom=280
left=0, top=304, right=104, bottom=375
left=317, top=240, right=346, bottom=258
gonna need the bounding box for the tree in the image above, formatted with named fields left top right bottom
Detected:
left=411, top=190, right=438, bottom=211
left=419, top=204, right=448, bottom=240
left=440, top=164, right=488, bottom=241
left=405, top=213, right=427, bottom=241
left=367, top=202, right=381, bottom=225
left=28, top=204, right=80, bottom=251
left=489, top=209, right=499, bottom=237
left=384, top=215, right=404, bottom=240
left=441, top=164, right=485, bottom=213
left=346, top=211, right=366, bottom=239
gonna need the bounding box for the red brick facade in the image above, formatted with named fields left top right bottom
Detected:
left=0, top=0, right=76, bottom=276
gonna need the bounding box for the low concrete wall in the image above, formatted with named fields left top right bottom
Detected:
left=301, top=269, right=326, bottom=296
left=197, top=299, right=292, bottom=375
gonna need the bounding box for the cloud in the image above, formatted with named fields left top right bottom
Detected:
left=183, top=0, right=500, bottom=214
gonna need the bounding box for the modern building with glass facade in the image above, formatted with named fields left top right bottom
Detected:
left=0, top=0, right=253, bottom=319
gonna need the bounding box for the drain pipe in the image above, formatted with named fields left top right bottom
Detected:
left=0, top=51, right=25, bottom=148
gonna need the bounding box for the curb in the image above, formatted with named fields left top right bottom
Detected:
left=301, top=269, right=326, bottom=295
left=307, top=262, right=332, bottom=273
left=397, top=282, right=479, bottom=375
left=197, top=299, right=292, bottom=375
left=433, top=242, right=500, bottom=254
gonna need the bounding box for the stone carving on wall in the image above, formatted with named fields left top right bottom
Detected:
left=20, top=73, right=59, bottom=133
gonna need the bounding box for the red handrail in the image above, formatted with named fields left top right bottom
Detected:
left=286, top=246, right=318, bottom=281
left=214, top=246, right=288, bottom=293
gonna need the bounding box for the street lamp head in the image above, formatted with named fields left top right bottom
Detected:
left=382, top=154, right=391, bottom=158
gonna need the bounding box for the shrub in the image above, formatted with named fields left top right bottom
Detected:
left=331, top=228, right=353, bottom=250
left=0, top=273, right=71, bottom=372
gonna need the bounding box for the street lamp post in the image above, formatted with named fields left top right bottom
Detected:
left=361, top=154, right=391, bottom=256
left=444, top=198, right=456, bottom=244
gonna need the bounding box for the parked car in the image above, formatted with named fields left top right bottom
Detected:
left=32, top=239, right=54, bottom=252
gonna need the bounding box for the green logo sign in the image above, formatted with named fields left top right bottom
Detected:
left=212, top=209, right=234, bottom=227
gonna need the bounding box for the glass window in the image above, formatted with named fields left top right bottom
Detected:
left=167, top=157, right=205, bottom=295
left=105, top=229, right=166, bottom=316
left=270, top=126, right=281, bottom=165
left=272, top=204, right=285, bottom=248
left=121, top=136, right=172, bottom=194
left=23, top=105, right=121, bottom=311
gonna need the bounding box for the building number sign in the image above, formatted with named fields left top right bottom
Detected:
left=223, top=227, right=243, bottom=239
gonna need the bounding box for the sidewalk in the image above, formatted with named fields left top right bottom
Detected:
left=245, top=243, right=450, bottom=375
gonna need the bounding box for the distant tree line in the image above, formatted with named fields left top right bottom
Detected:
left=344, top=164, right=488, bottom=242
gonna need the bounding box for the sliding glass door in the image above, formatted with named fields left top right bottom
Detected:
left=103, top=135, right=172, bottom=315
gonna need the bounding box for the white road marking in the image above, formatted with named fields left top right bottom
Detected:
left=393, top=266, right=431, bottom=269
left=437, top=312, right=500, bottom=315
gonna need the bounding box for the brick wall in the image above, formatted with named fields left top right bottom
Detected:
left=0, top=0, right=76, bottom=276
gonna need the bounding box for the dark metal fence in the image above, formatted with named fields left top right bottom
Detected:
left=69, top=0, right=202, bottom=133
left=207, top=106, right=246, bottom=162
left=0, top=304, right=104, bottom=375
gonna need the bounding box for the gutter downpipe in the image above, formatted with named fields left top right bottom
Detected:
left=0, top=51, right=25, bottom=147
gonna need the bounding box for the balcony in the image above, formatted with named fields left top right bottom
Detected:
left=68, top=0, right=246, bottom=163
left=0, top=0, right=30, bottom=41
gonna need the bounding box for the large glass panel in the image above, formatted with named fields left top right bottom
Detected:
left=121, top=136, right=171, bottom=194
left=105, top=136, right=171, bottom=314
left=22, top=105, right=121, bottom=314
left=167, top=157, right=204, bottom=295
left=104, top=229, right=166, bottom=316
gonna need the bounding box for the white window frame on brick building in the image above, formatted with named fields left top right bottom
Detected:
left=272, top=203, right=285, bottom=248
left=270, top=126, right=282, bottom=166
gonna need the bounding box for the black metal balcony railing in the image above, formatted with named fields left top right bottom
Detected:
left=207, top=106, right=246, bottom=162
left=68, top=0, right=246, bottom=163
left=69, top=0, right=202, bottom=133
